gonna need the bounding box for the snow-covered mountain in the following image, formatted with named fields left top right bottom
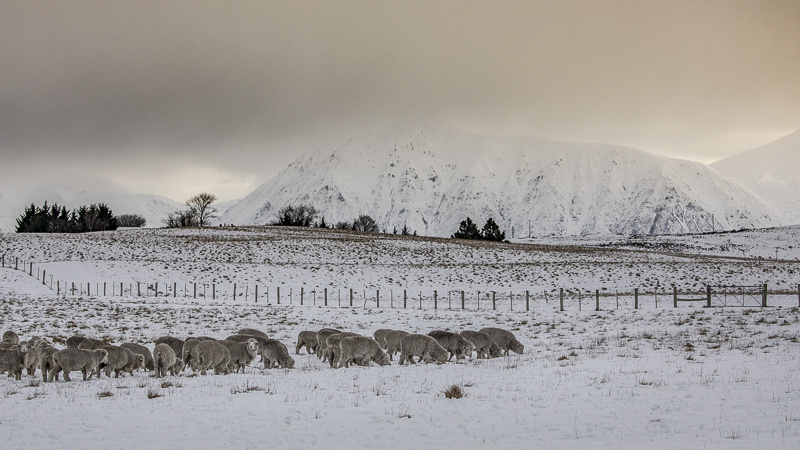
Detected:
left=711, top=130, right=800, bottom=226
left=222, top=123, right=779, bottom=236
left=0, top=187, right=184, bottom=232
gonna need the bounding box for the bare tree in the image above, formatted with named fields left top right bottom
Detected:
left=275, top=204, right=318, bottom=226
left=352, top=214, right=379, bottom=232
left=186, top=193, right=218, bottom=227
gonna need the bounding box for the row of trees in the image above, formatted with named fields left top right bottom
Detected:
left=15, top=202, right=119, bottom=233
left=451, top=217, right=506, bottom=242
left=274, top=204, right=415, bottom=234
left=274, top=205, right=507, bottom=241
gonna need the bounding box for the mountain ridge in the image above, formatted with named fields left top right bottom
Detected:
left=221, top=124, right=780, bottom=236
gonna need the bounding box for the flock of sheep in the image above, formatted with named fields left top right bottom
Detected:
left=0, top=326, right=524, bottom=383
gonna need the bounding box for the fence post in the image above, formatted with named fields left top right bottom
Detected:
left=103, top=282, right=106, bottom=296
left=137, top=282, right=141, bottom=297
left=559, top=288, right=564, bottom=312
left=462, top=291, right=465, bottom=310
left=798, top=284, right=799, bottom=308
left=419, top=291, right=422, bottom=310
left=42, top=270, right=46, bottom=285
left=324, top=288, right=328, bottom=306
left=762, top=284, right=768, bottom=307
left=492, top=291, right=496, bottom=311
left=154, top=282, right=157, bottom=297
left=173, top=282, right=176, bottom=298
left=120, top=282, right=123, bottom=297
left=404, top=290, right=407, bottom=309
left=673, top=286, right=677, bottom=308
left=510, top=291, right=513, bottom=311
left=595, top=289, right=600, bottom=311
left=57, top=280, right=60, bottom=295
left=706, top=285, right=711, bottom=308
left=350, top=288, right=353, bottom=307
left=526, top=290, right=530, bottom=312
left=255, top=285, right=258, bottom=303
left=434, top=291, right=438, bottom=309
left=233, top=284, right=237, bottom=301
left=634, top=288, right=639, bottom=310
left=300, top=287, right=303, bottom=305
left=277, top=286, right=281, bottom=304
left=377, top=290, right=380, bottom=308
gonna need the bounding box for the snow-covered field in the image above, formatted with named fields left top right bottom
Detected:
left=1, top=227, right=800, bottom=449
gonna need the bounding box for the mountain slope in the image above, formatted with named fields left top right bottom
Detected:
left=222, top=124, right=777, bottom=236
left=711, top=130, right=800, bottom=225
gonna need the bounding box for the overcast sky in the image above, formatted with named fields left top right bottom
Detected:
left=1, top=0, right=798, bottom=202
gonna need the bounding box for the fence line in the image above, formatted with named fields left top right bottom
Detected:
left=3, top=255, right=800, bottom=311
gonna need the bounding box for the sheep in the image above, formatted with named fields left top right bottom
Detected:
left=65, top=335, right=86, bottom=349
left=338, top=336, right=390, bottom=368
left=2, top=330, right=20, bottom=345
left=48, top=348, right=108, bottom=382
left=295, top=330, right=319, bottom=354
left=219, top=338, right=259, bottom=373
left=372, top=329, right=393, bottom=349
left=460, top=330, right=503, bottom=359
left=181, top=338, right=203, bottom=372
left=97, top=345, right=132, bottom=378
left=383, top=330, right=409, bottom=361
left=120, top=343, right=155, bottom=371
left=478, top=327, right=524, bottom=356
left=225, top=334, right=270, bottom=360
left=428, top=330, right=476, bottom=361
left=154, top=336, right=185, bottom=362
left=39, top=346, right=60, bottom=382
left=324, top=332, right=359, bottom=367
left=118, top=347, right=144, bottom=375
left=0, top=342, right=28, bottom=380
left=195, top=340, right=232, bottom=375
left=153, top=343, right=180, bottom=378
left=261, top=339, right=295, bottom=369
left=22, top=339, right=49, bottom=376
left=398, top=334, right=448, bottom=365
left=236, top=328, right=269, bottom=340
left=77, top=338, right=105, bottom=350
left=315, top=328, right=342, bottom=360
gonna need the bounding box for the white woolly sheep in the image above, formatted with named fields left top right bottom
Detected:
left=49, top=348, right=108, bottom=382
left=338, top=336, right=390, bottom=368
left=398, top=334, right=448, bottom=365
left=478, top=327, right=524, bottom=356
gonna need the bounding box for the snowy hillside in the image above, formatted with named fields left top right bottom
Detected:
left=711, top=130, right=800, bottom=225
left=0, top=187, right=183, bottom=232
left=2, top=227, right=800, bottom=449
left=222, top=123, right=777, bottom=236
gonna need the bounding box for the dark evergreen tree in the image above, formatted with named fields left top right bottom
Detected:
left=481, top=218, right=505, bottom=242
left=15, top=201, right=117, bottom=233
left=451, top=217, right=481, bottom=240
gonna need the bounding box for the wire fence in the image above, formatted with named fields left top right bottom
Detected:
left=4, top=255, right=800, bottom=311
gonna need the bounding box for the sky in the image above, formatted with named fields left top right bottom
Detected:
left=1, top=0, right=799, bottom=203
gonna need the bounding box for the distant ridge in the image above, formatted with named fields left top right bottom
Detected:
left=712, top=130, right=800, bottom=226
left=221, top=123, right=779, bottom=236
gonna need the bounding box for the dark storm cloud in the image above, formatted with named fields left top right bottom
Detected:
left=1, top=1, right=799, bottom=200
